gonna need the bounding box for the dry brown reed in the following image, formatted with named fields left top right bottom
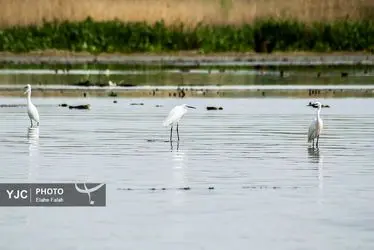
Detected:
left=0, top=0, right=372, bottom=27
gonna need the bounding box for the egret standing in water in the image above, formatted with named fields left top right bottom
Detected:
left=24, top=84, right=40, bottom=128
left=308, top=101, right=323, bottom=148
left=163, top=104, right=196, bottom=142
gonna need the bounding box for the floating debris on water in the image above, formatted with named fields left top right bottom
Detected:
left=155, top=105, right=163, bottom=107
left=307, top=102, right=330, bottom=108
left=130, top=103, right=144, bottom=106
left=113, top=100, right=117, bottom=103
left=60, top=103, right=92, bottom=109
left=68, top=104, right=91, bottom=110
left=242, top=185, right=281, bottom=189
left=0, top=104, right=25, bottom=108
left=206, top=106, right=223, bottom=110
left=117, top=185, right=301, bottom=192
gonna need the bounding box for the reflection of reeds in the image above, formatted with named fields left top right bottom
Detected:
left=0, top=0, right=372, bottom=27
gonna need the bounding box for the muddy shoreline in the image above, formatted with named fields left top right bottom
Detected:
left=1, top=86, right=373, bottom=98
left=1, top=52, right=373, bottom=98
left=0, top=52, right=374, bottom=66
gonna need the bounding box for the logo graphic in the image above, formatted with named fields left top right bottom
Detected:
left=74, top=183, right=105, bottom=205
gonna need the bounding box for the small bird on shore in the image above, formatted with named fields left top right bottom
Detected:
left=307, top=101, right=323, bottom=148
left=24, top=84, right=40, bottom=128
left=163, top=104, right=196, bottom=142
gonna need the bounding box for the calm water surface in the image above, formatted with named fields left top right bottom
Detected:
left=0, top=97, right=373, bottom=250
left=1, top=67, right=374, bottom=86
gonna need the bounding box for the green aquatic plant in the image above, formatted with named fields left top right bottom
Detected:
left=0, top=17, right=373, bottom=53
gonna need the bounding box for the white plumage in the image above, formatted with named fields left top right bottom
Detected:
left=24, top=84, right=40, bottom=128
left=307, top=101, right=323, bottom=147
left=163, top=105, right=187, bottom=127
left=163, top=104, right=196, bottom=141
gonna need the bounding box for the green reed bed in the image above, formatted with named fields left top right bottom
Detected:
left=0, top=62, right=373, bottom=73
left=0, top=18, right=373, bottom=53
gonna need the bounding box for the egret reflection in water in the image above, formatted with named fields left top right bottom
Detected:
left=170, top=140, right=180, bottom=151
left=27, top=127, right=40, bottom=180
left=27, top=127, right=39, bottom=155
left=171, top=149, right=188, bottom=207
left=307, top=147, right=321, bottom=163
left=307, top=147, right=324, bottom=205
left=172, top=149, right=187, bottom=170
left=27, top=127, right=39, bottom=145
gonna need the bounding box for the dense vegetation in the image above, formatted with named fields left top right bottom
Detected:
left=0, top=18, right=373, bottom=53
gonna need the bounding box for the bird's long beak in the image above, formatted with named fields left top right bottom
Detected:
left=186, top=105, right=196, bottom=109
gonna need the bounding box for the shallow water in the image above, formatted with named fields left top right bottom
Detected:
left=1, top=67, right=374, bottom=87
left=0, top=97, right=374, bottom=249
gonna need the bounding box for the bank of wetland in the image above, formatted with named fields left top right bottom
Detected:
left=0, top=1, right=373, bottom=98
left=0, top=61, right=374, bottom=98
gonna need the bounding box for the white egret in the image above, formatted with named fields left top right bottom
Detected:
left=163, top=104, right=196, bottom=142
left=108, top=80, right=116, bottom=87
left=24, top=84, right=40, bottom=128
left=307, top=101, right=323, bottom=148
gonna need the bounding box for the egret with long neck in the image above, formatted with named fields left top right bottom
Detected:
left=307, top=101, right=323, bottom=148
left=24, top=84, right=40, bottom=128
left=163, top=104, right=196, bottom=142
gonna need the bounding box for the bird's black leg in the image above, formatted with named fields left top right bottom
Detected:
left=170, top=126, right=173, bottom=142
left=312, top=139, right=314, bottom=148
left=30, top=119, right=33, bottom=128
left=316, top=136, right=319, bottom=148
left=177, top=123, right=180, bottom=141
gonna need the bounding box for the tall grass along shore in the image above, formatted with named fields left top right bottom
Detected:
left=0, top=18, right=373, bottom=54
left=0, top=0, right=373, bottom=27
left=0, top=0, right=373, bottom=54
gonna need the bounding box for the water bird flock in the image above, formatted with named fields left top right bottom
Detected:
left=20, top=84, right=328, bottom=148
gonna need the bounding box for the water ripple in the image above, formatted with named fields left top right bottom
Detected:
left=0, top=97, right=374, bottom=250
